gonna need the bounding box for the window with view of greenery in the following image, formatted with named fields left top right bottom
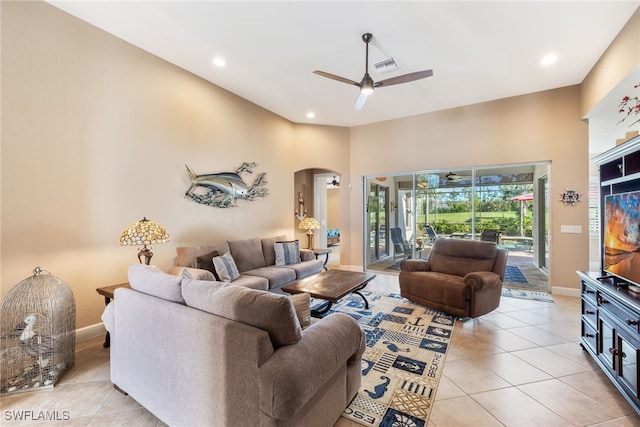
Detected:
left=416, top=183, right=533, bottom=237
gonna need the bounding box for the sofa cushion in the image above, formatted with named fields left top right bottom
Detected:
left=195, top=251, right=220, bottom=280
left=261, top=235, right=288, bottom=266
left=198, top=286, right=302, bottom=348
left=175, top=242, right=230, bottom=267
left=213, top=252, right=241, bottom=282
left=128, top=264, right=185, bottom=304
left=290, top=293, right=311, bottom=329
left=242, top=267, right=297, bottom=289
left=274, top=240, right=301, bottom=266
left=228, top=237, right=266, bottom=272
left=232, top=275, right=270, bottom=290
left=181, top=277, right=229, bottom=309
left=284, top=259, right=323, bottom=279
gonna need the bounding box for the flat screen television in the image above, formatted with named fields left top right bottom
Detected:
left=603, top=190, right=640, bottom=288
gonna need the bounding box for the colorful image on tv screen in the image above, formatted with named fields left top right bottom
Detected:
left=604, top=190, right=640, bottom=285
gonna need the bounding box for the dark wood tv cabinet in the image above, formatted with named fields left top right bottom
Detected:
left=578, top=271, right=640, bottom=413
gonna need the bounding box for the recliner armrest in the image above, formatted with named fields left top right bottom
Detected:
left=258, top=313, right=365, bottom=419
left=464, top=271, right=502, bottom=291
left=400, top=259, right=432, bottom=272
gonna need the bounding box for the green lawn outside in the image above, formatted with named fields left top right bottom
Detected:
left=418, top=210, right=532, bottom=236
left=421, top=211, right=519, bottom=223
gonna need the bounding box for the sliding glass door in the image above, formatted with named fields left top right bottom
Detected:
left=363, top=163, right=549, bottom=292
left=368, top=183, right=388, bottom=261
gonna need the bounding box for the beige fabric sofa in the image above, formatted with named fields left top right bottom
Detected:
left=102, top=264, right=365, bottom=426
left=169, top=235, right=323, bottom=291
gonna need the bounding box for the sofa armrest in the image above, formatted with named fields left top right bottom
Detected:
left=400, top=259, right=431, bottom=272
left=101, top=301, right=115, bottom=333
left=166, top=265, right=216, bottom=281
left=299, top=249, right=314, bottom=262
left=258, top=312, right=365, bottom=419
left=464, top=271, right=502, bottom=291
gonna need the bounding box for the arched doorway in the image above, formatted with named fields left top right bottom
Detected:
left=294, top=169, right=341, bottom=264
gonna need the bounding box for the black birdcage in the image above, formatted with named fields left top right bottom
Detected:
left=1, top=267, right=75, bottom=394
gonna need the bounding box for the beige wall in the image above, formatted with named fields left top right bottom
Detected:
left=581, top=7, right=640, bottom=118
left=349, top=86, right=590, bottom=289
left=327, top=188, right=340, bottom=229
left=0, top=1, right=350, bottom=328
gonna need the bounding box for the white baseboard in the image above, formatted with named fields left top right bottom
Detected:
left=76, top=323, right=106, bottom=342
left=551, top=286, right=581, bottom=298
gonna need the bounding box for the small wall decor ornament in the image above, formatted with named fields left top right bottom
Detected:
left=1, top=267, right=76, bottom=394
left=184, top=162, right=268, bottom=208
left=295, top=192, right=307, bottom=221
left=560, top=189, right=581, bottom=206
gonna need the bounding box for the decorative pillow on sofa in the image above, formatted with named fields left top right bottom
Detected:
left=194, top=286, right=302, bottom=348
left=212, top=252, right=240, bottom=282
left=196, top=250, right=221, bottom=280
left=274, top=240, right=301, bottom=266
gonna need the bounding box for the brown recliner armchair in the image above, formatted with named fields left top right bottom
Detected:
left=399, top=237, right=508, bottom=318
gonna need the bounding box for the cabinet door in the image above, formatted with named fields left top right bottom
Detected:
left=599, top=313, right=616, bottom=372
left=617, top=329, right=639, bottom=399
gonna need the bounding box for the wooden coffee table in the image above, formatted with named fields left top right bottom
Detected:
left=282, top=270, right=376, bottom=317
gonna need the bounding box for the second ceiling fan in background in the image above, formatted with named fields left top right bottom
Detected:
left=314, top=33, right=433, bottom=111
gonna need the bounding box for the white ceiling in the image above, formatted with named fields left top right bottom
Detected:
left=47, top=1, right=639, bottom=144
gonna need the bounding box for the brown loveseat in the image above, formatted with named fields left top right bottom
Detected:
left=399, top=237, right=507, bottom=318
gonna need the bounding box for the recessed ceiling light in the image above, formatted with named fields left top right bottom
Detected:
left=212, top=57, right=226, bottom=67
left=306, top=112, right=315, bottom=119
left=541, top=53, right=558, bottom=66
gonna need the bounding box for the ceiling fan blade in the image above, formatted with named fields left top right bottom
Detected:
left=374, top=70, right=433, bottom=88
left=354, top=92, right=368, bottom=111
left=313, top=70, right=360, bottom=87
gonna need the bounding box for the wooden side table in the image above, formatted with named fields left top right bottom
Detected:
left=312, top=248, right=332, bottom=271
left=96, top=282, right=130, bottom=348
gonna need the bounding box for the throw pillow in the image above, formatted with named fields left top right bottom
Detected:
left=274, top=240, right=301, bottom=266
left=212, top=251, right=240, bottom=282
left=200, top=286, right=302, bottom=348
left=196, top=250, right=220, bottom=280
left=290, top=293, right=311, bottom=329
left=181, top=268, right=193, bottom=279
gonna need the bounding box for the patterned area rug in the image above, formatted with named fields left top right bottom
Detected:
left=504, top=265, right=528, bottom=283
left=501, top=287, right=554, bottom=303
left=312, top=291, right=455, bottom=427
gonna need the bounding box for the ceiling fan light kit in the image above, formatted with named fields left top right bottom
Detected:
left=313, top=32, right=433, bottom=111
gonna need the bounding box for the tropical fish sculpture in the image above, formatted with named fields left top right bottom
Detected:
left=184, top=162, right=268, bottom=208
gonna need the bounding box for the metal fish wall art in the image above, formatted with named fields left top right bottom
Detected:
left=184, top=162, right=268, bottom=208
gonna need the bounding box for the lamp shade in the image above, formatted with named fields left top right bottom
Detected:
left=119, top=217, right=170, bottom=247
left=299, top=217, right=320, bottom=231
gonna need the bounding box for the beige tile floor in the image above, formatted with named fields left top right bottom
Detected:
left=2, top=272, right=639, bottom=427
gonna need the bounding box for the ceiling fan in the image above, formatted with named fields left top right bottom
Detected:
left=331, top=176, right=340, bottom=187
left=313, top=33, right=433, bottom=111
left=445, top=172, right=472, bottom=182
